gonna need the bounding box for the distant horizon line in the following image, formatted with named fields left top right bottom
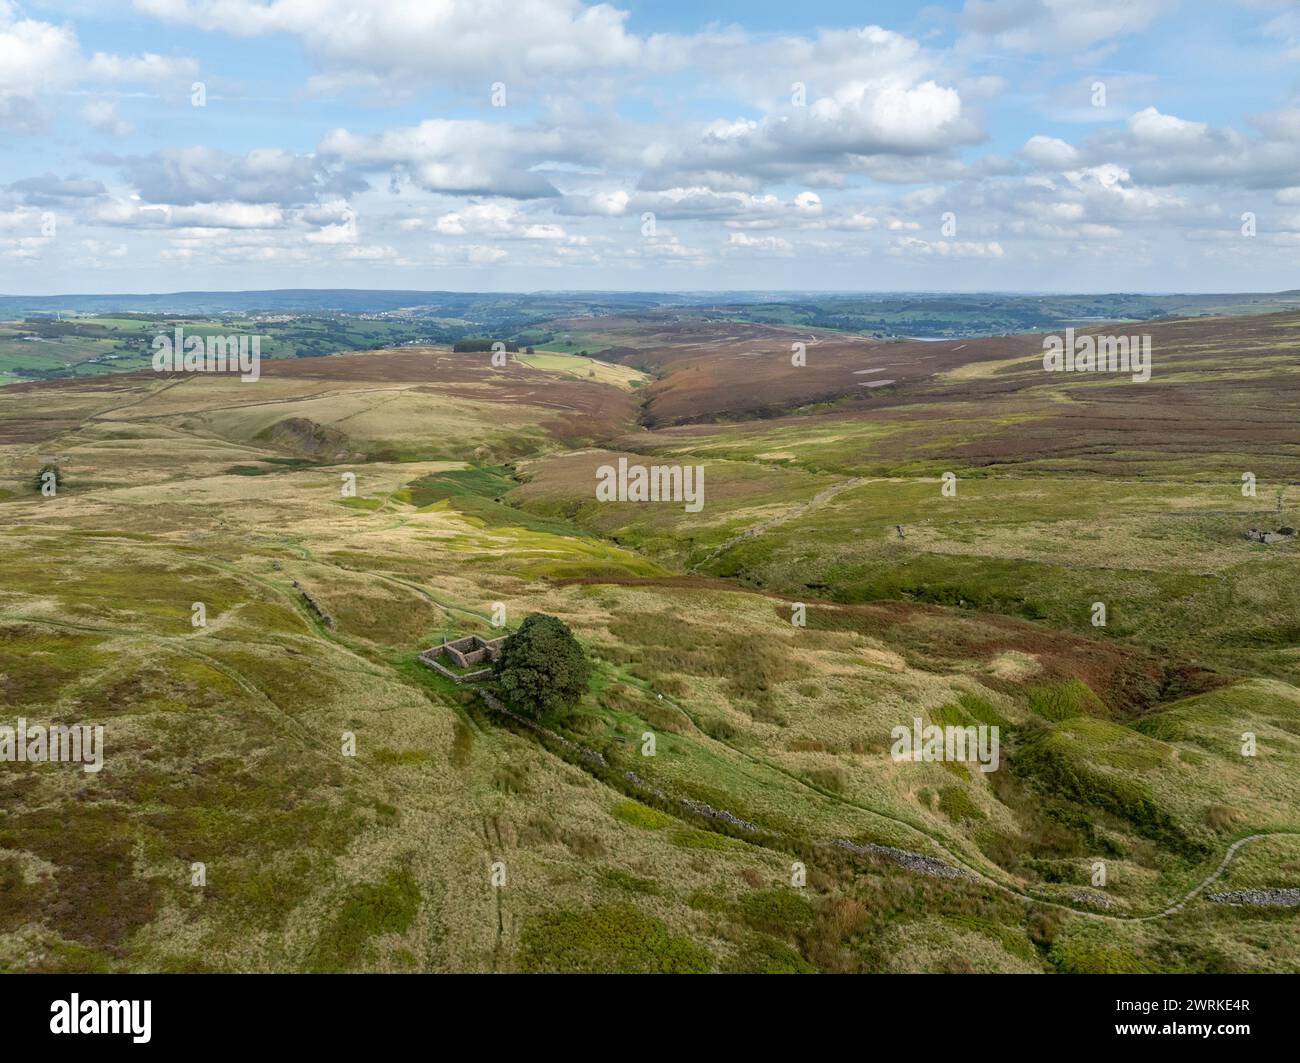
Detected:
left=3, top=286, right=1298, bottom=299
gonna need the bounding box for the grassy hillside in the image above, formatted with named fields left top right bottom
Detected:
left=0, top=320, right=1296, bottom=973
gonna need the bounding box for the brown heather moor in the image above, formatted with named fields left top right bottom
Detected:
left=1, top=317, right=1298, bottom=973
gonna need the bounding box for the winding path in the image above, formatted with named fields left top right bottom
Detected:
left=1152, top=833, right=1279, bottom=918
left=610, top=677, right=1299, bottom=924
left=699, top=476, right=867, bottom=564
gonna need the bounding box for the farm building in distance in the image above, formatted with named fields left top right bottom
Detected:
left=1246, top=527, right=1297, bottom=544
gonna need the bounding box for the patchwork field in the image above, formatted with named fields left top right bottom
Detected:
left=1, top=315, right=1296, bottom=973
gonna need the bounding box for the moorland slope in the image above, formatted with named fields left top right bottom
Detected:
left=1, top=316, right=1296, bottom=973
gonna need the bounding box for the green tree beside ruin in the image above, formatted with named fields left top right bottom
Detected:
left=493, top=612, right=590, bottom=717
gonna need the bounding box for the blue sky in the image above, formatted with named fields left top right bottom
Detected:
left=3, top=0, right=1300, bottom=293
